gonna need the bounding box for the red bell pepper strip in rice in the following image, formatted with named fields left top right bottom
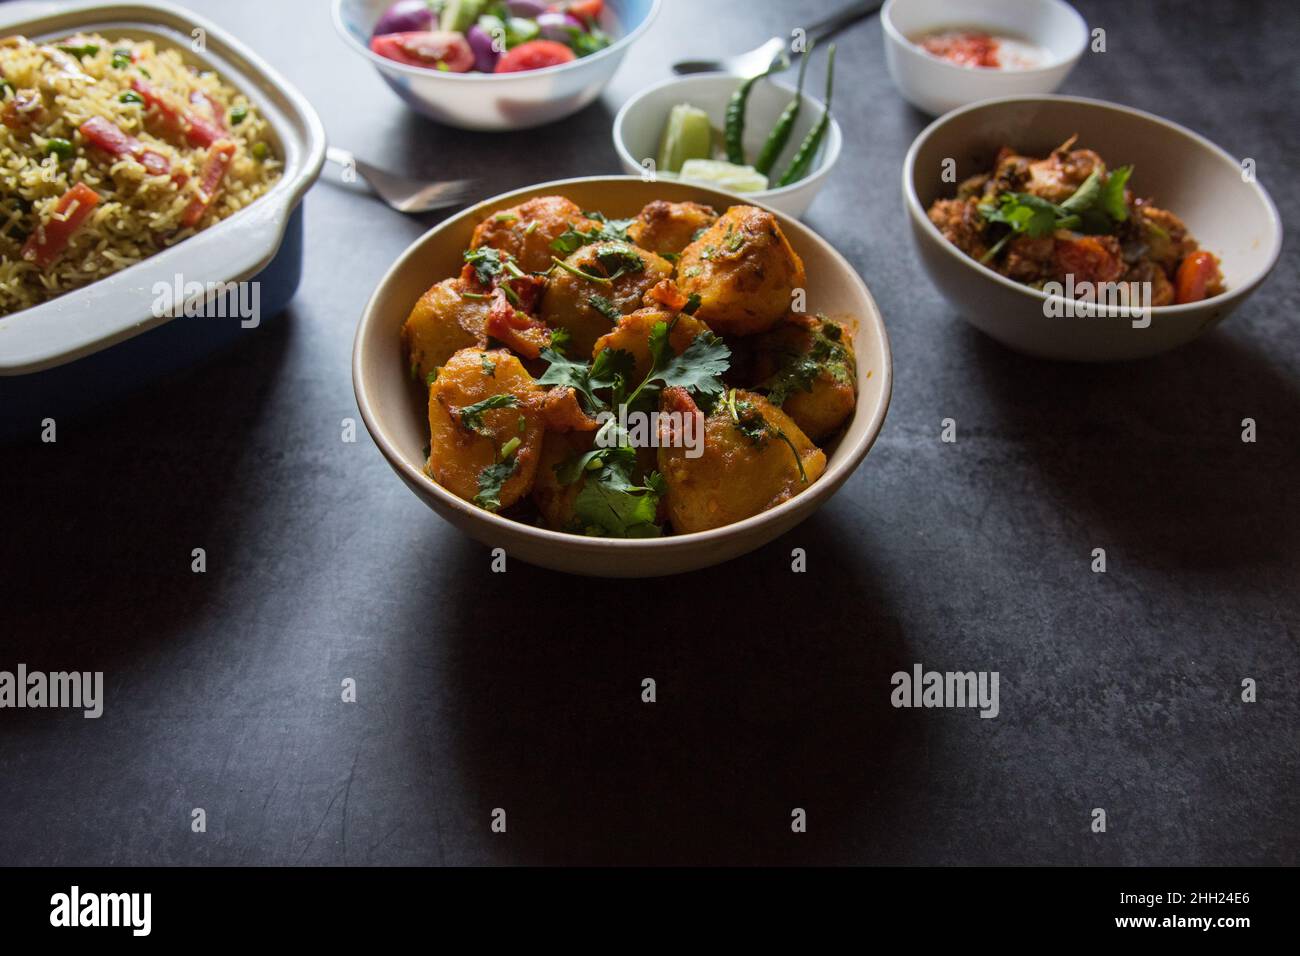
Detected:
left=189, top=90, right=227, bottom=133
left=21, top=182, right=100, bottom=269
left=181, top=141, right=236, bottom=228
left=79, top=116, right=170, bottom=176
left=132, top=78, right=224, bottom=148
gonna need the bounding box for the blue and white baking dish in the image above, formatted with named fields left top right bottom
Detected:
left=0, top=0, right=326, bottom=440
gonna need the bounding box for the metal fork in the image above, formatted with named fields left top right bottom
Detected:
left=325, top=146, right=477, bottom=214
left=672, top=0, right=883, bottom=77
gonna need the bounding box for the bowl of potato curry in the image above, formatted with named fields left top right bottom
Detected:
left=353, top=178, right=891, bottom=576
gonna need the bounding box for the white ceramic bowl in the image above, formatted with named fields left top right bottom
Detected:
left=353, top=177, right=892, bottom=577
left=612, top=72, right=842, bottom=220
left=882, top=0, right=1088, bottom=115
left=332, top=0, right=660, bottom=131
left=904, top=95, right=1283, bottom=361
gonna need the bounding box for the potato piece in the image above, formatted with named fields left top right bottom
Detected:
left=470, top=196, right=601, bottom=273
left=627, top=200, right=718, bottom=257
left=753, top=314, right=857, bottom=441
left=540, top=241, right=673, bottom=358
left=676, top=205, right=806, bottom=336
left=532, top=430, right=594, bottom=532
left=592, top=307, right=709, bottom=382
left=658, top=388, right=826, bottom=533
left=402, top=278, right=490, bottom=383
left=426, top=348, right=545, bottom=512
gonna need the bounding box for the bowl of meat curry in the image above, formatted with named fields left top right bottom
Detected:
left=353, top=177, right=892, bottom=577
left=904, top=95, right=1282, bottom=361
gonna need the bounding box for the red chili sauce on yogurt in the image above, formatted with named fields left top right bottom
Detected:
left=914, top=29, right=1047, bottom=70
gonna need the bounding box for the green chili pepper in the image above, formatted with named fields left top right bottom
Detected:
left=754, top=40, right=814, bottom=176
left=724, top=58, right=782, bottom=167
left=777, top=44, right=835, bottom=188
left=45, top=138, right=74, bottom=159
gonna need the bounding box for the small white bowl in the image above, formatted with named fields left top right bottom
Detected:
left=882, top=0, right=1088, bottom=115
left=332, top=0, right=660, bottom=131
left=903, top=95, right=1284, bottom=361
left=612, top=72, right=842, bottom=219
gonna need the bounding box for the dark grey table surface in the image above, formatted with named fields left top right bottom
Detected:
left=1, top=0, right=1297, bottom=866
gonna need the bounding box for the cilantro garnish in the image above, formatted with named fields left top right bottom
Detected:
left=588, top=294, right=621, bottom=323
left=764, top=317, right=854, bottom=406
left=474, top=454, right=519, bottom=512
left=464, top=247, right=514, bottom=286
left=550, top=215, right=635, bottom=255
left=534, top=316, right=732, bottom=538
left=978, top=163, right=1136, bottom=263
left=727, top=390, right=808, bottom=483
left=457, top=393, right=518, bottom=435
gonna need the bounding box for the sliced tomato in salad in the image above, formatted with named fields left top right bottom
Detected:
left=550, top=0, right=604, bottom=21
left=494, top=39, right=576, bottom=73
left=370, top=31, right=474, bottom=72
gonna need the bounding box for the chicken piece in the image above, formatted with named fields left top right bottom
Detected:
left=753, top=314, right=857, bottom=442
left=1052, top=233, right=1126, bottom=285
left=657, top=388, right=826, bottom=533
left=1000, top=234, right=1056, bottom=284
left=540, top=241, right=673, bottom=358
left=1021, top=138, right=1105, bottom=204
left=425, top=348, right=545, bottom=512
left=1123, top=259, right=1174, bottom=307
left=626, top=200, right=718, bottom=257
left=470, top=196, right=601, bottom=273
left=928, top=198, right=990, bottom=262
left=592, top=307, right=709, bottom=383
left=676, top=205, right=806, bottom=336
left=402, top=278, right=491, bottom=384
left=1133, top=202, right=1198, bottom=276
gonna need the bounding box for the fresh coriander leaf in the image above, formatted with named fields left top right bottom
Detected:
left=594, top=244, right=646, bottom=281
left=589, top=347, right=635, bottom=393
left=548, top=327, right=571, bottom=355
left=588, top=294, right=621, bottom=322
left=1059, top=167, right=1103, bottom=215
left=474, top=455, right=519, bottom=512
left=1100, top=165, right=1132, bottom=222
left=464, top=247, right=509, bottom=286
left=573, top=451, right=663, bottom=538
left=657, top=331, right=731, bottom=402
left=481, top=353, right=496, bottom=376
left=538, top=348, right=605, bottom=412
left=457, top=393, right=518, bottom=435
left=980, top=192, right=1063, bottom=239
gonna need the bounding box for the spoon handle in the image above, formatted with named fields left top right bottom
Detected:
left=806, top=0, right=883, bottom=46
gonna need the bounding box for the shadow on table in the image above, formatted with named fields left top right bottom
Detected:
left=0, top=310, right=297, bottom=703
left=420, top=511, right=923, bottom=865
left=966, top=323, right=1300, bottom=573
